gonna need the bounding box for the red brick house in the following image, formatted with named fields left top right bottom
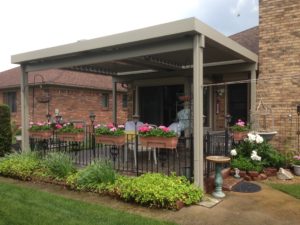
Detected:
left=0, top=67, right=128, bottom=126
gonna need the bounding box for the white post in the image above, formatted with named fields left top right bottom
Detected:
left=250, top=64, right=257, bottom=125
left=112, top=80, right=117, bottom=124
left=20, top=65, right=30, bottom=151
left=135, top=85, right=139, bottom=115
left=193, top=34, right=205, bottom=189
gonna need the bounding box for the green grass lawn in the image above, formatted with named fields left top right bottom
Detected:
left=269, top=183, right=300, bottom=199
left=0, top=181, right=177, bottom=225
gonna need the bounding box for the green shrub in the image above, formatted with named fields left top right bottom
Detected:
left=68, top=160, right=117, bottom=191
left=0, top=104, right=12, bottom=156
left=0, top=152, right=40, bottom=180
left=231, top=156, right=263, bottom=172
left=43, top=152, right=76, bottom=179
left=110, top=173, right=203, bottom=209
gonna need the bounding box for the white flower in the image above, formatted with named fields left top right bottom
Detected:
left=248, top=133, right=256, bottom=142
left=255, top=134, right=264, bottom=144
left=230, top=149, right=237, bottom=156
left=251, top=150, right=261, bottom=161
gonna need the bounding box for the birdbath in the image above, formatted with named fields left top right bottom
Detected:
left=206, top=156, right=231, bottom=198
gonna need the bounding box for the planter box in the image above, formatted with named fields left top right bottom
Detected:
left=57, top=133, right=85, bottom=142
left=232, top=131, right=248, bottom=141
left=95, top=135, right=125, bottom=146
left=29, top=130, right=52, bottom=139
left=140, top=136, right=178, bottom=149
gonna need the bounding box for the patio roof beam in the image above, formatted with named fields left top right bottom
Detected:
left=23, top=37, right=193, bottom=73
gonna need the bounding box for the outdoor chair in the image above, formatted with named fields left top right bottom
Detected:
left=124, top=121, right=157, bottom=166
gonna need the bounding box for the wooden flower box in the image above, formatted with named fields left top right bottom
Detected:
left=57, top=133, right=85, bottom=142
left=29, top=130, right=52, bottom=139
left=95, top=135, right=125, bottom=146
left=139, top=136, right=178, bottom=149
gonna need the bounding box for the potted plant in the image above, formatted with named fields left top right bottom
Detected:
left=138, top=124, right=178, bottom=149
left=230, top=119, right=250, bottom=141
left=29, top=121, right=52, bottom=139
left=56, top=123, right=85, bottom=142
left=94, top=123, right=125, bottom=146
left=292, top=155, right=300, bottom=176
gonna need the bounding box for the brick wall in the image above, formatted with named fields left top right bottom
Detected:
left=0, top=86, right=128, bottom=127
left=259, top=0, right=300, bottom=151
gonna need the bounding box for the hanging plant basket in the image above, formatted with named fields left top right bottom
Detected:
left=36, top=95, right=51, bottom=103
left=95, top=135, right=125, bottom=146
left=140, top=136, right=178, bottom=149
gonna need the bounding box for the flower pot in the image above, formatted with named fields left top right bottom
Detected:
left=139, top=136, right=178, bottom=149
left=57, top=133, right=84, bottom=142
left=29, top=130, right=52, bottom=139
left=293, top=165, right=300, bottom=176
left=232, top=131, right=248, bottom=141
left=95, top=135, right=125, bottom=146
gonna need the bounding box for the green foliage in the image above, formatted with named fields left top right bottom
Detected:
left=138, top=125, right=177, bottom=138
left=67, top=160, right=117, bottom=191
left=230, top=119, right=250, bottom=132
left=231, top=156, right=263, bottom=172
left=0, top=152, right=40, bottom=180
left=232, top=136, right=286, bottom=170
left=269, top=183, right=300, bottom=199
left=94, top=125, right=125, bottom=136
left=57, top=123, right=84, bottom=134
left=43, top=152, right=76, bottom=179
left=0, top=104, right=12, bottom=156
left=29, top=122, right=52, bottom=131
left=110, top=173, right=203, bottom=209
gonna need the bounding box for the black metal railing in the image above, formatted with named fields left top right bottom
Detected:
left=30, top=127, right=194, bottom=180
left=204, top=130, right=231, bottom=177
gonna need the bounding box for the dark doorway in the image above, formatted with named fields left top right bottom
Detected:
left=139, top=85, right=184, bottom=125
left=228, top=83, right=248, bottom=125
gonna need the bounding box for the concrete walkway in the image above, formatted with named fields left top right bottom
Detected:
left=1, top=177, right=300, bottom=225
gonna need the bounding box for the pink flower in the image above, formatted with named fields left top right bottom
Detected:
left=55, top=124, right=63, bottom=129
left=118, top=125, right=125, bottom=129
left=75, top=124, right=83, bottom=129
left=159, top=125, right=170, bottom=132
left=29, top=122, right=34, bottom=125
left=107, top=123, right=114, bottom=129
left=110, top=127, right=117, bottom=132
left=236, top=119, right=245, bottom=127
left=138, top=125, right=150, bottom=132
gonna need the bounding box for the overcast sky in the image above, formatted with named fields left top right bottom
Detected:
left=0, top=0, right=258, bottom=72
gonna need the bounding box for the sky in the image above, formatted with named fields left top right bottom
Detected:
left=0, top=0, right=258, bottom=72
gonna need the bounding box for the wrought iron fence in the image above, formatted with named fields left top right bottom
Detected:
left=30, top=126, right=194, bottom=180
left=204, top=130, right=231, bottom=178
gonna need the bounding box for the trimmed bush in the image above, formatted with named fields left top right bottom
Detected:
left=43, top=152, right=76, bottom=179
left=110, top=173, right=203, bottom=209
left=0, top=152, right=40, bottom=180
left=0, top=104, right=12, bottom=156
left=67, top=160, right=117, bottom=191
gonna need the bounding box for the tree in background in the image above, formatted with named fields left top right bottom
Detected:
left=0, top=104, right=12, bottom=156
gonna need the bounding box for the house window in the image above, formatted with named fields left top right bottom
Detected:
left=101, top=93, right=109, bottom=108
left=122, top=94, right=128, bottom=108
left=3, top=91, right=17, bottom=112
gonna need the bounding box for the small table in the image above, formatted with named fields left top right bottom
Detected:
left=206, top=156, right=231, bottom=198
